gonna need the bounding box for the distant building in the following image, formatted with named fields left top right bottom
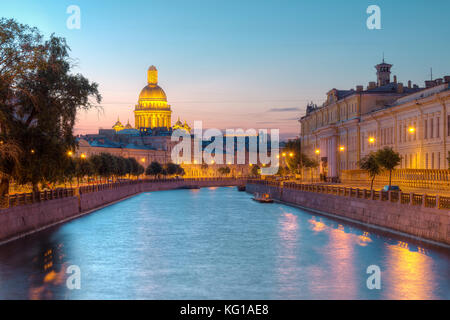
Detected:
left=299, top=61, right=450, bottom=180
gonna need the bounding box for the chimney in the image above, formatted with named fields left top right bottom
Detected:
left=397, top=83, right=404, bottom=94
left=444, top=76, right=450, bottom=83
left=413, top=84, right=419, bottom=89
left=368, top=82, right=377, bottom=90
left=393, top=75, right=397, bottom=84
left=408, top=80, right=412, bottom=89
left=425, top=80, right=435, bottom=88
left=356, top=85, right=363, bottom=92
left=435, top=78, right=443, bottom=85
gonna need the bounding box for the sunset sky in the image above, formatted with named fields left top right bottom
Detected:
left=1, top=0, right=450, bottom=140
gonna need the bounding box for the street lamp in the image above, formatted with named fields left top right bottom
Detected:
left=408, top=127, right=415, bottom=134
left=339, top=146, right=345, bottom=152
left=80, top=153, right=87, bottom=159
left=289, top=152, right=294, bottom=157
left=67, top=150, right=73, bottom=157
left=315, top=149, right=320, bottom=155
left=368, top=137, right=375, bottom=144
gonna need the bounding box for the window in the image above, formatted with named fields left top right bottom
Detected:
left=448, top=115, right=450, bottom=136
left=426, top=153, right=429, bottom=169
left=430, top=118, right=434, bottom=139
left=437, top=117, right=440, bottom=138
left=424, top=120, right=428, bottom=139
left=432, top=153, right=435, bottom=169
left=399, top=125, right=402, bottom=143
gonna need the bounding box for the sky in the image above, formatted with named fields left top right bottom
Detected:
left=1, top=0, right=450, bottom=140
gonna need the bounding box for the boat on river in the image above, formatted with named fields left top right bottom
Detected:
left=252, top=193, right=273, bottom=203
left=237, top=185, right=246, bottom=192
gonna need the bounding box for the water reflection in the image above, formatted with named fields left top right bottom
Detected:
left=384, top=242, right=438, bottom=300
left=0, top=187, right=448, bottom=299
left=275, top=212, right=300, bottom=297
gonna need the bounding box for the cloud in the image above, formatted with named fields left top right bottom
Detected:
left=267, top=107, right=301, bottom=112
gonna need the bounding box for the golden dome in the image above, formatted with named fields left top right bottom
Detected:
left=138, top=65, right=167, bottom=102
left=138, top=85, right=167, bottom=101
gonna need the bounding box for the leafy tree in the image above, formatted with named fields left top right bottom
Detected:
left=146, top=161, right=162, bottom=178
left=128, top=157, right=144, bottom=178
left=375, top=147, right=401, bottom=188
left=358, top=152, right=381, bottom=191
left=165, top=162, right=185, bottom=177
left=166, top=162, right=179, bottom=176
left=0, top=140, right=21, bottom=195
left=250, top=165, right=260, bottom=177
left=218, top=166, right=231, bottom=176
left=74, top=157, right=94, bottom=185
left=0, top=19, right=101, bottom=192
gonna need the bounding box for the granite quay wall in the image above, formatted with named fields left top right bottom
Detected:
left=246, top=180, right=450, bottom=245
left=0, top=178, right=245, bottom=244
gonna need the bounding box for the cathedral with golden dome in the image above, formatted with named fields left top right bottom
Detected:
left=112, top=65, right=190, bottom=133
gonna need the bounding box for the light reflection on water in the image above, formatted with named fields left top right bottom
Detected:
left=0, top=187, right=448, bottom=300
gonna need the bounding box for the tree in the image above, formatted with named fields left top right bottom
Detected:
left=250, top=165, right=260, bottom=177
left=74, top=157, right=93, bottom=185
left=146, top=161, right=162, bottom=178
left=358, top=152, right=381, bottom=191
left=165, top=162, right=185, bottom=177
left=0, top=19, right=101, bottom=192
left=218, top=166, right=231, bottom=176
left=128, top=157, right=144, bottom=178
left=375, top=147, right=401, bottom=188
left=0, top=140, right=21, bottom=195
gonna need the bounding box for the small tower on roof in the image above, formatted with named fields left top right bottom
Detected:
left=375, top=56, right=393, bottom=87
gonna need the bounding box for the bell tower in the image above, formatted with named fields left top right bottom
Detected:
left=375, top=58, right=393, bottom=87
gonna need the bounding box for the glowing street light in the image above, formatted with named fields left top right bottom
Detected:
left=339, top=146, right=345, bottom=152
left=368, top=137, right=375, bottom=144
left=315, top=149, right=320, bottom=155
left=282, top=153, right=286, bottom=157
left=408, top=127, right=416, bottom=134
left=289, top=152, right=294, bottom=157
left=67, top=151, right=73, bottom=157
left=80, top=153, right=87, bottom=159
left=141, top=158, right=146, bottom=163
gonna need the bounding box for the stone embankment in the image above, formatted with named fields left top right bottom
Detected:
left=247, top=180, right=450, bottom=246
left=0, top=178, right=245, bottom=244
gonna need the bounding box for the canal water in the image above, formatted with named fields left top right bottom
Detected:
left=0, top=187, right=448, bottom=299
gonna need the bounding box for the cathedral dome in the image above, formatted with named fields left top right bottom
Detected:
left=138, top=85, right=167, bottom=101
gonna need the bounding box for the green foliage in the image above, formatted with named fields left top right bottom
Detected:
left=282, top=138, right=318, bottom=175
left=358, top=147, right=401, bottom=189
left=251, top=165, right=260, bottom=177
left=358, top=152, right=381, bottom=190
left=375, top=147, right=401, bottom=187
left=146, top=161, right=163, bottom=177
left=0, top=19, right=101, bottom=193
left=166, top=162, right=184, bottom=176
left=218, top=166, right=231, bottom=176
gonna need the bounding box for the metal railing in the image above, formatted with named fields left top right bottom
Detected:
left=1, top=177, right=246, bottom=209
left=248, top=180, right=450, bottom=211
